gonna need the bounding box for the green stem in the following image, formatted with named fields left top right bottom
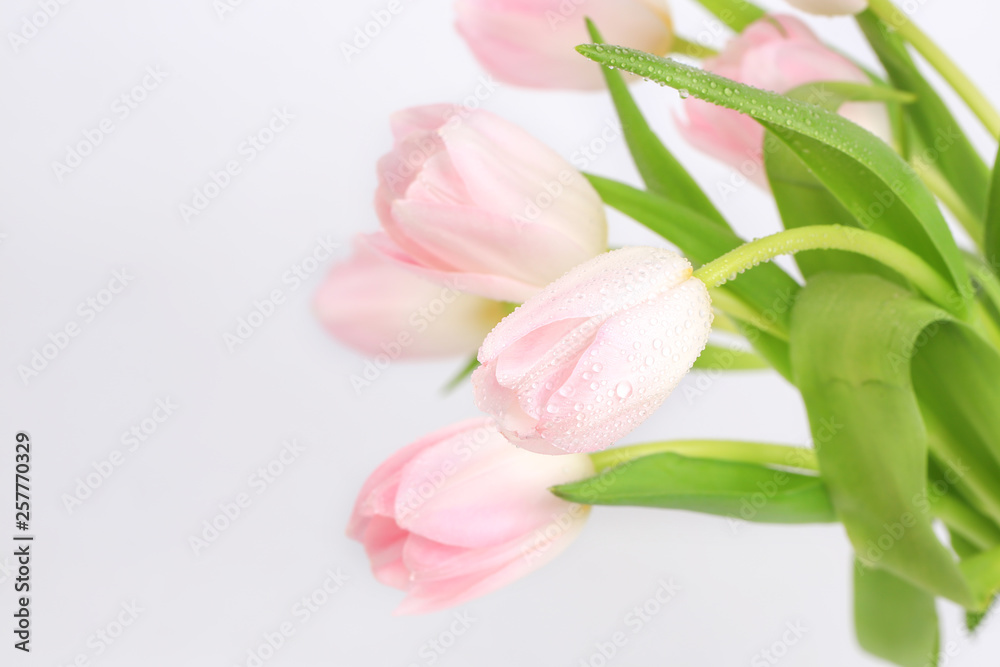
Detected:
left=590, top=440, right=818, bottom=474
left=671, top=36, right=718, bottom=60
left=692, top=225, right=960, bottom=316
left=934, top=494, right=1000, bottom=551
left=867, top=0, right=1000, bottom=138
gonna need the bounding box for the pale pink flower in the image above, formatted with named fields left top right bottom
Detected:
left=680, top=14, right=891, bottom=186
left=314, top=234, right=505, bottom=359
left=473, top=247, right=713, bottom=455
left=347, top=418, right=594, bottom=614
left=455, top=0, right=674, bottom=90
left=373, top=104, right=607, bottom=302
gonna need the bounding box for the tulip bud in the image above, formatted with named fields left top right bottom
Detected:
left=347, top=418, right=594, bottom=614
left=314, top=234, right=506, bottom=359
left=473, top=247, right=713, bottom=455
left=374, top=104, right=608, bottom=302
left=785, top=0, right=867, bottom=15
left=679, top=14, right=890, bottom=187
left=455, top=0, right=674, bottom=90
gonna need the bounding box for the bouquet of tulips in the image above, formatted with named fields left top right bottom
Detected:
left=318, top=0, right=1000, bottom=663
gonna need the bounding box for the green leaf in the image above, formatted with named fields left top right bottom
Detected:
left=584, top=174, right=736, bottom=264
left=790, top=273, right=974, bottom=607
left=911, top=324, right=1000, bottom=525
left=985, top=140, right=1000, bottom=272
left=950, top=527, right=980, bottom=560
left=765, top=136, right=907, bottom=283
left=575, top=45, right=973, bottom=312
left=441, top=356, right=479, bottom=394
left=692, top=344, right=767, bottom=371
left=786, top=80, right=917, bottom=107
left=740, top=326, right=793, bottom=381
left=586, top=20, right=728, bottom=228
left=857, top=12, right=989, bottom=241
left=854, top=562, right=940, bottom=667
left=961, top=546, right=1000, bottom=611
left=967, top=596, right=996, bottom=633
left=552, top=453, right=836, bottom=524
left=688, top=0, right=764, bottom=32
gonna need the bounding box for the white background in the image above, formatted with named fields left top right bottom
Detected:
left=2, top=0, right=999, bottom=665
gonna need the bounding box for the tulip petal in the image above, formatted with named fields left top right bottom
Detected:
left=478, top=247, right=694, bottom=361
left=454, top=0, right=672, bottom=90
left=374, top=105, right=609, bottom=299
left=389, top=104, right=458, bottom=138
left=347, top=418, right=482, bottom=539
left=362, top=517, right=411, bottom=590
left=389, top=200, right=597, bottom=291
left=440, top=117, right=606, bottom=253
left=315, top=235, right=502, bottom=360
left=534, top=280, right=714, bottom=454
left=395, top=507, right=589, bottom=614
left=395, top=423, right=594, bottom=548
left=363, top=231, right=540, bottom=302
left=474, top=247, right=712, bottom=454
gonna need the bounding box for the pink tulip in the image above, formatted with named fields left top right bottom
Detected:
left=680, top=14, right=890, bottom=187
left=785, top=0, right=867, bottom=15
left=473, top=247, right=713, bottom=455
left=314, top=234, right=506, bottom=359
left=455, top=0, right=674, bottom=90
left=373, top=104, right=608, bottom=302
left=347, top=418, right=594, bottom=614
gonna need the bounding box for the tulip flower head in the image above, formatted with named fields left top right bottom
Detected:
left=473, top=247, right=713, bottom=455
left=313, top=234, right=506, bottom=359
left=347, top=418, right=594, bottom=614
left=373, top=104, right=608, bottom=302
left=455, top=0, right=674, bottom=90
left=680, top=14, right=890, bottom=187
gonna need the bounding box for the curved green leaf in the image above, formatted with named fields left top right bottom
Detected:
left=766, top=135, right=908, bottom=283
left=692, top=344, right=767, bottom=371
left=552, top=453, right=836, bottom=524
left=575, top=45, right=973, bottom=311
left=962, top=547, right=1000, bottom=611
left=854, top=563, right=939, bottom=667
left=790, top=273, right=974, bottom=607
left=985, top=140, right=1000, bottom=273
left=442, top=355, right=479, bottom=393
left=688, top=0, right=764, bottom=32
left=858, top=11, right=989, bottom=242
left=586, top=20, right=728, bottom=227
left=786, top=80, right=916, bottom=107
left=912, top=323, right=1000, bottom=523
